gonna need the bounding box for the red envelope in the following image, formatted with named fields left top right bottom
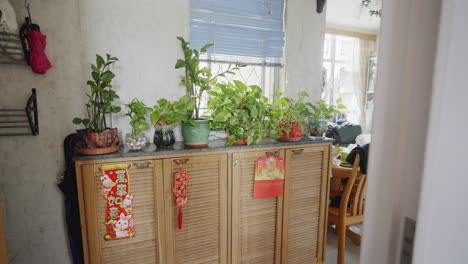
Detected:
left=254, top=156, right=285, bottom=198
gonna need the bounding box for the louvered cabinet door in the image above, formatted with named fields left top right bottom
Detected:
left=232, top=150, right=285, bottom=264
left=282, top=146, right=330, bottom=264
left=80, top=160, right=166, bottom=264
left=163, top=154, right=228, bottom=264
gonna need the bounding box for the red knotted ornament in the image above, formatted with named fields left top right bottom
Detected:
left=172, top=164, right=190, bottom=229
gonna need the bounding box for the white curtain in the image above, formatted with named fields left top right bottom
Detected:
left=352, top=39, right=376, bottom=133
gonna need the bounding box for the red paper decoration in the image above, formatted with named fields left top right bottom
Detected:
left=99, top=163, right=135, bottom=240
left=254, top=156, right=285, bottom=198
left=172, top=162, right=190, bottom=229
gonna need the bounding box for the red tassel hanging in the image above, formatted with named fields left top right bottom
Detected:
left=172, top=162, right=190, bottom=230
left=178, top=207, right=183, bottom=229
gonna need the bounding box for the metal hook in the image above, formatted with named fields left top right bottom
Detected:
left=24, top=0, right=32, bottom=24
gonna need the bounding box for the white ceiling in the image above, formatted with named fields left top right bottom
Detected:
left=326, top=0, right=381, bottom=35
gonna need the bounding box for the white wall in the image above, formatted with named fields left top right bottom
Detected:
left=284, top=0, right=326, bottom=103
left=78, top=0, right=190, bottom=140
left=0, top=0, right=85, bottom=263
left=412, top=0, right=468, bottom=263
left=0, top=0, right=326, bottom=263
left=361, top=0, right=442, bottom=263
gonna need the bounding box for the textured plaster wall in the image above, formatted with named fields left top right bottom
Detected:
left=284, top=0, right=326, bottom=103
left=78, top=0, right=190, bottom=140
left=0, top=0, right=85, bottom=263
left=0, top=0, right=325, bottom=263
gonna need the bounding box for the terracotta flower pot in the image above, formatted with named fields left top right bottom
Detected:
left=232, top=139, right=248, bottom=146
left=224, top=137, right=249, bottom=146
left=76, top=128, right=120, bottom=155
left=278, top=123, right=304, bottom=142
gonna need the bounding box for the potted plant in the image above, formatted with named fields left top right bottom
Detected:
left=73, top=54, right=121, bottom=155
left=308, top=99, right=346, bottom=137
left=272, top=91, right=312, bottom=142
left=124, top=98, right=152, bottom=150
left=175, top=37, right=243, bottom=148
left=207, top=81, right=274, bottom=146
left=150, top=95, right=195, bottom=148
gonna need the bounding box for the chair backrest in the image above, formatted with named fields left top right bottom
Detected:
left=339, top=153, right=367, bottom=217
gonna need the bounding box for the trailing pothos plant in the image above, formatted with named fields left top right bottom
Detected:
left=309, top=98, right=346, bottom=120
left=175, top=37, right=244, bottom=120
left=207, top=81, right=275, bottom=146
left=73, top=54, right=121, bottom=133
left=150, top=95, right=196, bottom=126
left=271, top=91, right=313, bottom=135
left=125, top=99, right=152, bottom=136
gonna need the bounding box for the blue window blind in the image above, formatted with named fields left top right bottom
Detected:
left=190, top=0, right=286, bottom=66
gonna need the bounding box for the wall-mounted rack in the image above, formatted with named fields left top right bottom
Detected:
left=0, top=88, right=39, bottom=136
left=0, top=31, right=27, bottom=65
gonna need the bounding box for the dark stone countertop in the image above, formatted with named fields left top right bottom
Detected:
left=73, top=137, right=334, bottom=161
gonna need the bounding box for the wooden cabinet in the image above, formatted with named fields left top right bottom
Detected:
left=76, top=143, right=331, bottom=264
left=282, top=146, right=330, bottom=264
left=78, top=160, right=166, bottom=264
left=163, top=154, right=228, bottom=264
left=232, top=149, right=284, bottom=264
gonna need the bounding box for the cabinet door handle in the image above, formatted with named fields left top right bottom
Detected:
left=174, top=158, right=189, bottom=165
left=234, top=160, right=239, bottom=167
left=292, top=149, right=304, bottom=154
left=133, top=161, right=151, bottom=169
left=266, top=151, right=280, bottom=156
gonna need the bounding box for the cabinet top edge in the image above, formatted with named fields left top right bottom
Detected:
left=73, top=137, right=334, bottom=162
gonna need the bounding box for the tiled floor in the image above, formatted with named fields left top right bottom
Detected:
left=326, top=227, right=361, bottom=264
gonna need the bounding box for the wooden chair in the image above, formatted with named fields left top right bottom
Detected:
left=328, top=153, right=367, bottom=264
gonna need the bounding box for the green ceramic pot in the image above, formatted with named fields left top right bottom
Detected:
left=181, top=119, right=211, bottom=148
left=308, top=118, right=328, bottom=137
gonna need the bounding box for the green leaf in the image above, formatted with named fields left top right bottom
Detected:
left=251, top=106, right=258, bottom=117
left=100, top=71, right=115, bottom=81
left=247, top=136, right=254, bottom=145
left=91, top=64, right=99, bottom=73
left=233, top=80, right=247, bottom=91
left=72, top=118, right=82, bottom=125
left=137, top=122, right=149, bottom=131
left=214, top=112, right=225, bottom=122
left=111, top=106, right=121, bottom=113
left=82, top=119, right=91, bottom=127
left=96, top=55, right=104, bottom=69
left=200, top=43, right=214, bottom=53
left=176, top=36, right=186, bottom=43
left=282, top=125, right=291, bottom=134
left=337, top=104, right=346, bottom=109
left=186, top=99, right=196, bottom=111
left=92, top=71, right=99, bottom=82
left=150, top=111, right=160, bottom=125
left=175, top=59, right=185, bottom=69
left=187, top=120, right=197, bottom=126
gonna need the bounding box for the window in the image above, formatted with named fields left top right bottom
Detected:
left=322, top=34, right=360, bottom=124
left=189, top=0, right=285, bottom=109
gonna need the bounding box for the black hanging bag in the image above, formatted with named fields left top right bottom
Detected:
left=58, top=134, right=84, bottom=264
